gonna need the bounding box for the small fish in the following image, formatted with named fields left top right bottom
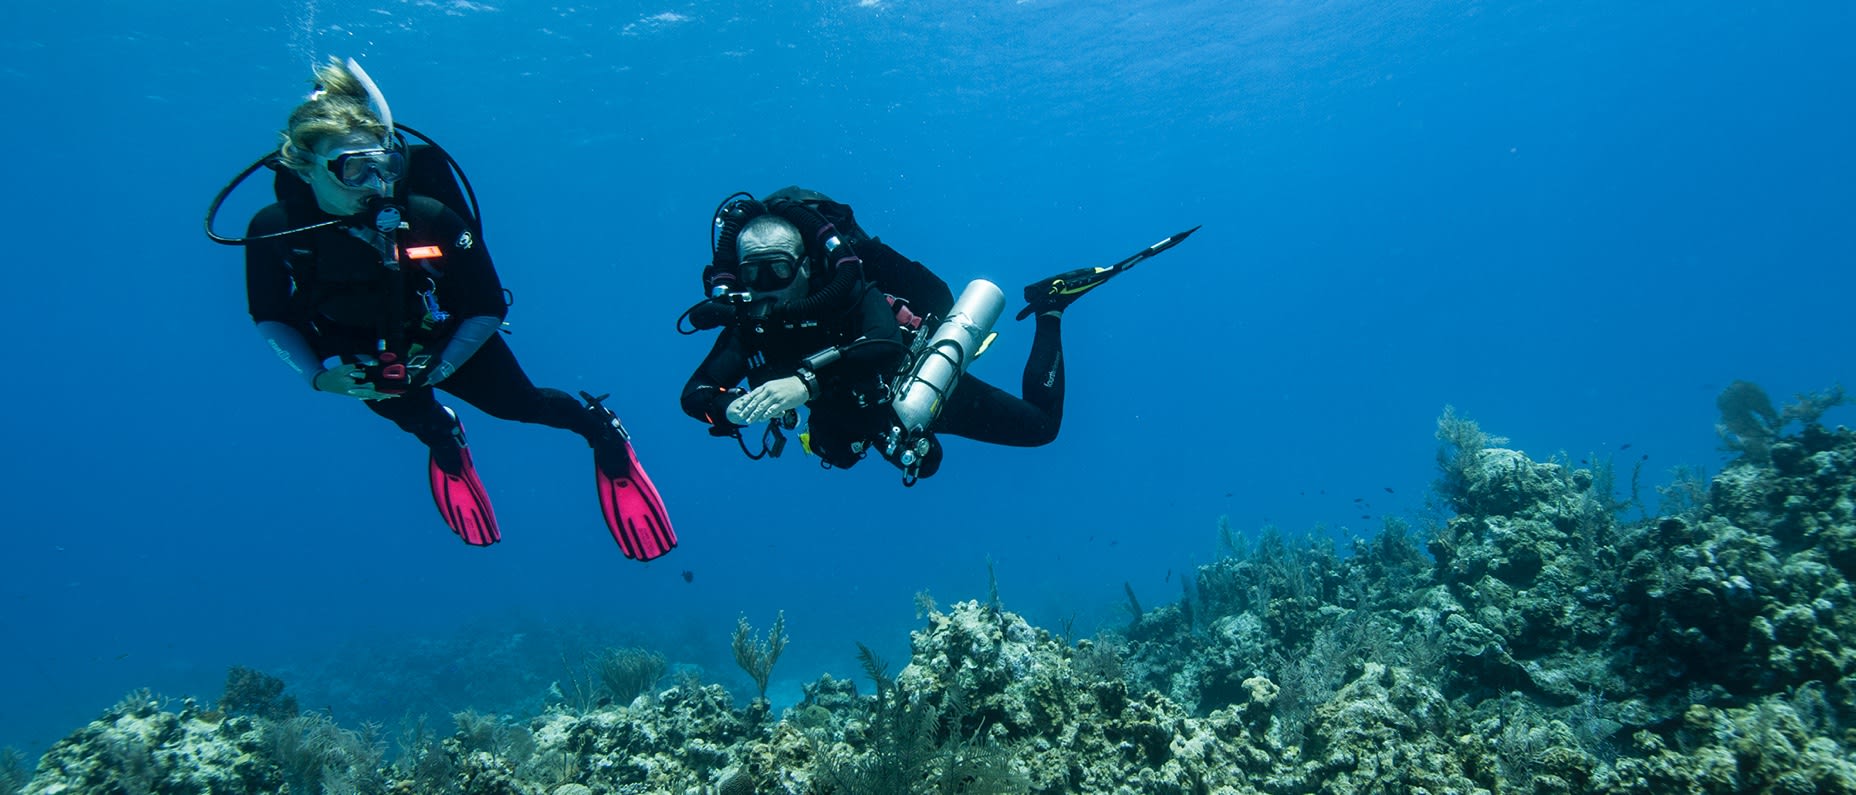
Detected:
left=1619, top=443, right=1633, bottom=450
left=1109, top=539, right=1120, bottom=546
left=1224, top=492, right=1233, bottom=497
left=680, top=570, right=694, bottom=584
left=1352, top=497, right=1364, bottom=503
left=1165, top=569, right=1173, bottom=582
left=1641, top=453, right=1650, bottom=461
left=1361, top=514, right=1372, bottom=520
left=1383, top=487, right=1394, bottom=494
left=1579, top=459, right=1588, bottom=465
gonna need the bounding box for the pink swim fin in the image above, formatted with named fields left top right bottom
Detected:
left=427, top=411, right=500, bottom=546
left=583, top=392, right=677, bottom=561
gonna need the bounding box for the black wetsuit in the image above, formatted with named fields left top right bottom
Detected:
left=680, top=239, right=1066, bottom=477
left=245, top=195, right=606, bottom=449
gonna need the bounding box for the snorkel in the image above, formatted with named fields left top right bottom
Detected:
left=344, top=58, right=396, bottom=171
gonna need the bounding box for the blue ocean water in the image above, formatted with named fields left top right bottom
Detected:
left=0, top=0, right=1850, bottom=760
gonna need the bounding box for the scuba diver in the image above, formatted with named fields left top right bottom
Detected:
left=206, top=57, right=674, bottom=560
left=678, top=187, right=1196, bottom=484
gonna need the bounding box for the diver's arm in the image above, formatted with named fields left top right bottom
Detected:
left=860, top=239, right=955, bottom=318
left=256, top=320, right=324, bottom=387
left=836, top=286, right=912, bottom=374
left=245, top=204, right=323, bottom=387
left=727, top=290, right=906, bottom=424
left=255, top=321, right=390, bottom=398
left=244, top=204, right=297, bottom=325
left=424, top=315, right=501, bottom=385
left=681, top=330, right=751, bottom=426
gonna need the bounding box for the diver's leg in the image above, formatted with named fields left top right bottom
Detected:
left=935, top=314, right=1066, bottom=446
left=365, top=387, right=468, bottom=470
left=370, top=364, right=500, bottom=543
left=935, top=376, right=1059, bottom=447
left=366, top=388, right=452, bottom=444
left=435, top=335, right=605, bottom=438
left=1020, top=313, right=1065, bottom=420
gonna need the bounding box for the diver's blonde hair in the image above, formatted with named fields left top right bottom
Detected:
left=276, top=57, right=390, bottom=172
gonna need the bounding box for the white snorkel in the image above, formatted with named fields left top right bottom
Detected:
left=344, top=57, right=396, bottom=148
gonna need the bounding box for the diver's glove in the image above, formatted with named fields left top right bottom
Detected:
left=313, top=364, right=400, bottom=400
left=727, top=376, right=811, bottom=425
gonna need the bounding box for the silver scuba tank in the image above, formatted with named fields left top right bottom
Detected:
left=891, top=279, right=1006, bottom=435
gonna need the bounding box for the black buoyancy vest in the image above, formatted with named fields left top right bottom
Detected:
left=274, top=143, right=481, bottom=343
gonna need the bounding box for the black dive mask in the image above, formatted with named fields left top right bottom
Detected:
left=739, top=251, right=800, bottom=293
left=316, top=146, right=407, bottom=189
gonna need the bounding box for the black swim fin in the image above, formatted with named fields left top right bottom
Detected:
left=1017, top=225, right=1200, bottom=320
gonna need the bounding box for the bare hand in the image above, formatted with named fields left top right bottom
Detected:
left=726, top=376, right=809, bottom=424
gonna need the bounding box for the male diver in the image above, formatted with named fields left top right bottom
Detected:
left=678, top=187, right=1195, bottom=483
left=209, top=57, right=674, bottom=559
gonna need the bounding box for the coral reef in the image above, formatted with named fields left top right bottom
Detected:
left=218, top=665, right=298, bottom=721
left=22, top=399, right=1856, bottom=793
left=0, top=746, right=30, bottom=794
left=733, top=612, right=789, bottom=707
left=22, top=692, right=296, bottom=794
left=591, top=648, right=669, bottom=708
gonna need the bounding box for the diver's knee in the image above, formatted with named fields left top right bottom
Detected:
left=1026, top=418, right=1061, bottom=446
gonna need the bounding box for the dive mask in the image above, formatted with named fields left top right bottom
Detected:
left=740, top=250, right=800, bottom=292
left=315, top=145, right=407, bottom=189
